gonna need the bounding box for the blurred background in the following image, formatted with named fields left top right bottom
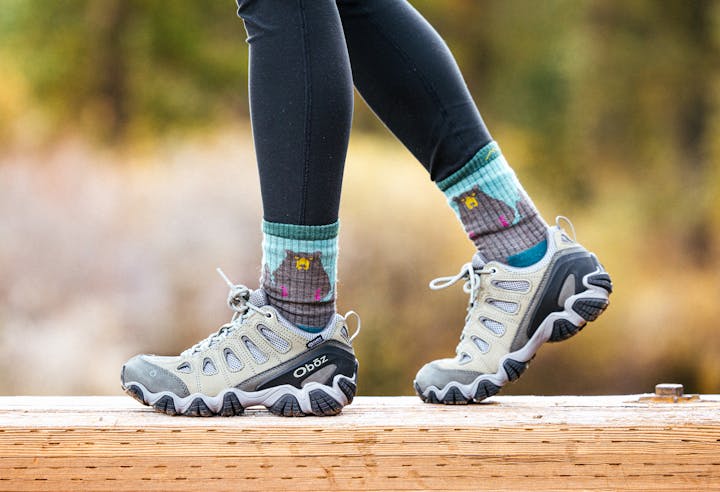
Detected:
left=1, top=0, right=719, bottom=397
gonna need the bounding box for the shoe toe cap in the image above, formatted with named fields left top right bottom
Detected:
left=121, top=355, right=190, bottom=398
left=414, top=361, right=440, bottom=392
left=415, top=360, right=484, bottom=392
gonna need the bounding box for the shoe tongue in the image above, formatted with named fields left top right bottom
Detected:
left=471, top=251, right=487, bottom=270
left=248, top=288, right=268, bottom=307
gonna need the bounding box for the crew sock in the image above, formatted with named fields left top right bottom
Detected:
left=437, top=141, right=548, bottom=267
left=261, top=220, right=338, bottom=332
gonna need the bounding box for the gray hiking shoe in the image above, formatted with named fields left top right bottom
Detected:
left=121, top=269, right=360, bottom=417
left=414, top=217, right=612, bottom=404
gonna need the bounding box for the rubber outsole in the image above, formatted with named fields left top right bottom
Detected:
left=153, top=395, right=178, bottom=416
left=415, top=265, right=612, bottom=405
left=122, top=371, right=358, bottom=418
left=414, top=378, right=503, bottom=405
left=269, top=394, right=303, bottom=417
left=586, top=272, right=612, bottom=293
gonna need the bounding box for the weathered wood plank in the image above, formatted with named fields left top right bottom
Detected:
left=1, top=395, right=718, bottom=491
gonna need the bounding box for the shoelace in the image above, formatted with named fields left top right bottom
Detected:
left=429, top=215, right=575, bottom=324
left=181, top=268, right=271, bottom=357
left=429, top=261, right=496, bottom=322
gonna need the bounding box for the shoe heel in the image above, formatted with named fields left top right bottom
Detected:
left=586, top=272, right=613, bottom=293
left=549, top=267, right=611, bottom=343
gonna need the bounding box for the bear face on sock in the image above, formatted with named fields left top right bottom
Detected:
left=454, top=186, right=481, bottom=211
left=452, top=185, right=522, bottom=238
left=271, top=250, right=331, bottom=302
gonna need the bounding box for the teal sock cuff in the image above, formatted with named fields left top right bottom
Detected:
left=262, top=220, right=339, bottom=240
left=296, top=324, right=326, bottom=333
left=261, top=221, right=339, bottom=304
left=506, top=239, right=548, bottom=267
left=437, top=141, right=502, bottom=192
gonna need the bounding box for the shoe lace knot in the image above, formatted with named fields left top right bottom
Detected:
left=181, top=268, right=269, bottom=356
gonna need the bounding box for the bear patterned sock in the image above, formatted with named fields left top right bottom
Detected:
left=260, top=220, right=338, bottom=332
left=437, top=141, right=549, bottom=267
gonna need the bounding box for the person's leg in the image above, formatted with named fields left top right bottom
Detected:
left=242, top=0, right=353, bottom=330
left=337, top=0, right=612, bottom=404
left=121, top=0, right=360, bottom=417
left=337, top=0, right=547, bottom=267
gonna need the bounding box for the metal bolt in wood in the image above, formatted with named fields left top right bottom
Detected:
left=655, top=383, right=684, bottom=398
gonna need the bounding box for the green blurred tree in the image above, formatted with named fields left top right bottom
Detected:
left=574, top=0, right=720, bottom=263
left=0, top=0, right=248, bottom=143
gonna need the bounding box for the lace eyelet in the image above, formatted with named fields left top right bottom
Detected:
left=265, top=312, right=273, bottom=318
left=490, top=268, right=498, bottom=274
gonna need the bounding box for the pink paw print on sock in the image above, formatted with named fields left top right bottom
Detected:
left=314, top=288, right=323, bottom=301
left=281, top=285, right=289, bottom=297
left=498, top=215, right=510, bottom=227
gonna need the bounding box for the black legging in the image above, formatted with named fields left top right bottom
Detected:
left=237, top=0, right=492, bottom=225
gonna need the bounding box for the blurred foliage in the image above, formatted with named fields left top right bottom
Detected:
left=1, top=1, right=719, bottom=396
left=0, top=0, right=248, bottom=143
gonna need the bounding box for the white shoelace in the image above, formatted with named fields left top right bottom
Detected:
left=429, top=261, right=495, bottom=322
left=428, top=215, right=577, bottom=331
left=181, top=268, right=271, bottom=357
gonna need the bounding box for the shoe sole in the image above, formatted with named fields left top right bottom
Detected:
left=121, top=371, right=358, bottom=417
left=414, top=265, right=611, bottom=404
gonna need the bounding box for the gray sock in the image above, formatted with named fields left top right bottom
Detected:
left=438, top=141, right=548, bottom=266
left=260, top=220, right=338, bottom=331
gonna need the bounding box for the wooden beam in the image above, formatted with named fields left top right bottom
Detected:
left=1, top=395, right=718, bottom=490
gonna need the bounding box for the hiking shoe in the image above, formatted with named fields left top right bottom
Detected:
left=121, top=269, right=360, bottom=417
left=414, top=217, right=612, bottom=404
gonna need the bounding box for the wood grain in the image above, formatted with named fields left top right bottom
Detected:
left=1, top=395, right=718, bottom=491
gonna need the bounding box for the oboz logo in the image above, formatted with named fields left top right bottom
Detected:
left=293, top=355, right=329, bottom=378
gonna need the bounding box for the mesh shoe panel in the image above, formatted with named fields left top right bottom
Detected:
left=243, top=336, right=268, bottom=364
left=487, top=299, right=519, bottom=314
left=492, top=280, right=530, bottom=292
left=259, top=326, right=291, bottom=352
left=202, top=358, right=217, bottom=375
left=472, top=336, right=490, bottom=353
left=481, top=317, right=505, bottom=335
left=224, top=348, right=243, bottom=371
